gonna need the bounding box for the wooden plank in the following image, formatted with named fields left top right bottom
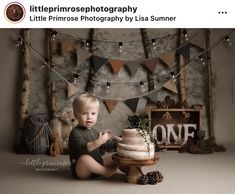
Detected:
left=140, top=29, right=155, bottom=92
left=158, top=144, right=182, bottom=149
left=19, top=29, right=30, bottom=125
left=48, top=29, right=56, bottom=116
left=85, top=29, right=97, bottom=93
left=178, top=29, right=187, bottom=103
left=205, top=29, right=215, bottom=139
left=149, top=109, right=201, bottom=128
left=18, top=29, right=30, bottom=144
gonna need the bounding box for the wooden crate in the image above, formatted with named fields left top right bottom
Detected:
left=146, top=106, right=204, bottom=149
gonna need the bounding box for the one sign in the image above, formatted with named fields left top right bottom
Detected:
left=148, top=108, right=202, bottom=148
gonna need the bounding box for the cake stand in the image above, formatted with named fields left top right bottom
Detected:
left=112, top=154, right=160, bottom=184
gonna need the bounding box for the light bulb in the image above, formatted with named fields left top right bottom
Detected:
left=171, top=72, right=176, bottom=82
left=51, top=31, right=57, bottom=41
left=183, top=29, right=189, bottom=41
left=106, top=82, right=111, bottom=94
left=44, top=58, right=49, bottom=64
left=119, top=42, right=123, bottom=53
left=199, top=55, right=206, bottom=65
left=152, top=39, right=157, bottom=51
left=16, top=37, right=23, bottom=47
left=73, top=73, right=79, bottom=84
left=225, top=35, right=232, bottom=46
left=85, top=40, right=90, bottom=50
left=139, top=81, right=145, bottom=93
left=41, top=58, right=49, bottom=69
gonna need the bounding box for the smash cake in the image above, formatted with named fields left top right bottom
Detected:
left=117, top=128, right=155, bottom=159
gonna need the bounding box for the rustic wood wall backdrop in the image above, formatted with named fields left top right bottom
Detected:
left=18, top=29, right=216, bottom=141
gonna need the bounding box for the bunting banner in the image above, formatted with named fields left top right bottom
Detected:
left=143, top=57, right=158, bottom=74
left=159, top=50, right=176, bottom=68
left=108, top=59, right=126, bottom=75
left=163, top=79, right=178, bottom=93
left=61, top=37, right=74, bottom=56
left=176, top=43, right=190, bottom=61
left=67, top=82, right=79, bottom=97
left=77, top=47, right=92, bottom=66
left=91, top=55, right=108, bottom=72
left=125, top=60, right=140, bottom=77
left=146, top=91, right=158, bottom=103
left=125, top=98, right=139, bottom=113
left=104, top=99, right=119, bottom=113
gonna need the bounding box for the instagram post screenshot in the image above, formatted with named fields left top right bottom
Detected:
left=0, top=0, right=234, bottom=194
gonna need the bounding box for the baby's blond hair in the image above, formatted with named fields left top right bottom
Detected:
left=73, top=94, right=100, bottom=118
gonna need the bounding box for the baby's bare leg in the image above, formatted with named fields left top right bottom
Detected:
left=102, top=153, right=129, bottom=173
left=76, top=155, right=117, bottom=179
left=102, top=153, right=117, bottom=167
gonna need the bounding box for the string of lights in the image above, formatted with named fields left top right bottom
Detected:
left=12, top=29, right=234, bottom=101
left=47, top=29, right=205, bottom=86
left=172, top=30, right=234, bottom=81
left=59, top=29, right=202, bottom=57
left=59, top=29, right=179, bottom=44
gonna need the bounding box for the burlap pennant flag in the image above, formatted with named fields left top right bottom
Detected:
left=61, top=37, right=74, bottom=56
left=125, top=61, right=140, bottom=77
left=143, top=57, right=158, bottom=74
left=67, top=82, right=79, bottom=97
left=108, top=59, right=125, bottom=75
left=77, top=46, right=92, bottom=66
left=146, top=91, right=158, bottom=103
left=176, top=43, right=190, bottom=61
left=125, top=98, right=139, bottom=113
left=91, top=55, right=108, bottom=72
left=163, top=79, right=178, bottom=93
left=159, top=50, right=176, bottom=68
left=104, top=99, right=119, bottom=113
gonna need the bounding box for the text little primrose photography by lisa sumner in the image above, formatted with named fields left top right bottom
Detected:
left=29, top=14, right=176, bottom=23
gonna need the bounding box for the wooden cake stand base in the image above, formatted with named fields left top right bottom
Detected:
left=112, top=154, right=160, bottom=184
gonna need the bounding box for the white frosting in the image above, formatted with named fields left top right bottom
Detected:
left=118, top=143, right=154, bottom=151
left=117, top=145, right=155, bottom=159
left=117, top=128, right=155, bottom=159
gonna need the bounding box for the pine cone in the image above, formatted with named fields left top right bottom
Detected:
left=146, top=172, right=158, bottom=185
left=146, top=171, right=164, bottom=184
left=138, top=175, right=149, bottom=185
left=128, top=115, right=141, bottom=128
left=146, top=171, right=157, bottom=177
left=156, top=171, right=164, bottom=183
left=215, top=144, right=226, bottom=152
left=189, top=144, right=200, bottom=154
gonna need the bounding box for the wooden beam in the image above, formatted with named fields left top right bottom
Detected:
left=18, top=29, right=31, bottom=144
left=48, top=29, right=56, bottom=116
left=140, top=29, right=155, bottom=92
left=178, top=29, right=187, bottom=103
left=85, top=29, right=97, bottom=93
left=205, top=29, right=215, bottom=139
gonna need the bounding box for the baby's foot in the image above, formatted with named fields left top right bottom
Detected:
left=104, top=166, right=118, bottom=178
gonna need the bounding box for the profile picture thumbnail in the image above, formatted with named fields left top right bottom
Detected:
left=4, top=2, right=26, bottom=23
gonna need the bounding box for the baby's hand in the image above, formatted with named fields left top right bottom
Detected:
left=97, top=132, right=109, bottom=145
left=104, top=130, right=112, bottom=139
